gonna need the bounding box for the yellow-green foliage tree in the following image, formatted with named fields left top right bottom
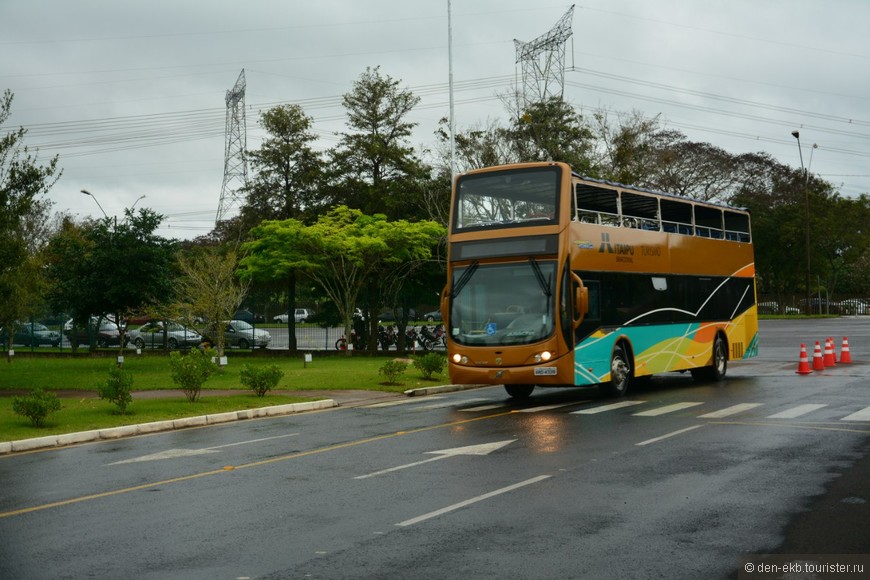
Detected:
left=240, top=206, right=444, bottom=354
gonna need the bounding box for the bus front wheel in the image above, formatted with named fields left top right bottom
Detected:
left=505, top=384, right=534, bottom=399
left=601, top=344, right=631, bottom=397
left=691, top=335, right=728, bottom=382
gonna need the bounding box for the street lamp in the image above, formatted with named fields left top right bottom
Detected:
left=81, top=188, right=125, bottom=365
left=81, top=189, right=109, bottom=221
left=791, top=131, right=811, bottom=315
left=130, top=195, right=146, bottom=212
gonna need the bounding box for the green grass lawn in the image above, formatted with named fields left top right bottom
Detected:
left=0, top=393, right=320, bottom=442
left=0, top=352, right=445, bottom=443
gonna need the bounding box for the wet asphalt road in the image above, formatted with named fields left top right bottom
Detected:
left=1, top=318, right=868, bottom=579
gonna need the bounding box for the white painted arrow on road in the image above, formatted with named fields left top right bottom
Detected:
left=354, top=440, right=516, bottom=480
left=107, top=433, right=299, bottom=465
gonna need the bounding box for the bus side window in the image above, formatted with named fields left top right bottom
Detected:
left=585, top=280, right=600, bottom=320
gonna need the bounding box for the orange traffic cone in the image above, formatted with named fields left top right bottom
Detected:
left=795, top=343, right=812, bottom=374
left=824, top=337, right=836, bottom=367
left=840, top=337, right=853, bottom=364
left=812, top=341, right=826, bottom=371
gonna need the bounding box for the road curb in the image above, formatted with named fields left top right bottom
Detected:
left=0, top=399, right=338, bottom=455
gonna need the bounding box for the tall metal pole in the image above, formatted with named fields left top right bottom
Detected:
left=791, top=131, right=811, bottom=315
left=447, top=0, right=456, bottom=183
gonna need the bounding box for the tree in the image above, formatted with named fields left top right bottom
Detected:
left=43, top=209, right=178, bottom=355
left=0, top=90, right=60, bottom=357
left=811, top=190, right=870, bottom=303
left=240, top=206, right=444, bottom=354
left=507, top=97, right=596, bottom=174
left=327, top=66, right=428, bottom=220
left=43, top=217, right=93, bottom=352
left=592, top=110, right=684, bottom=186
left=731, top=154, right=808, bottom=306
left=435, top=117, right=516, bottom=173
left=175, top=247, right=249, bottom=358
left=237, top=104, right=324, bottom=348
left=239, top=104, right=324, bottom=227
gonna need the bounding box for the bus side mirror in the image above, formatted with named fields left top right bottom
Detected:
left=571, top=273, right=587, bottom=329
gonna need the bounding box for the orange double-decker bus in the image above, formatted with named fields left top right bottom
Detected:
left=443, top=162, right=758, bottom=398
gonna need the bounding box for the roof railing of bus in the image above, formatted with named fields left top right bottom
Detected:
left=573, top=173, right=750, bottom=213
left=574, top=181, right=751, bottom=242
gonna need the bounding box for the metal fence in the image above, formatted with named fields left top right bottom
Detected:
left=3, top=316, right=445, bottom=354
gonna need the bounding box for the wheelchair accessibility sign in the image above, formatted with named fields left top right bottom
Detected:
left=485, top=323, right=497, bottom=335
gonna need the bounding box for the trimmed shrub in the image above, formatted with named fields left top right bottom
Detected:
left=169, top=348, right=217, bottom=402
left=98, top=366, right=134, bottom=415
left=240, top=363, right=284, bottom=397
left=12, top=388, right=62, bottom=427
left=379, top=360, right=408, bottom=385
left=413, top=352, right=446, bottom=380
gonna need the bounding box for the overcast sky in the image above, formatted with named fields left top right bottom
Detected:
left=2, top=0, right=868, bottom=239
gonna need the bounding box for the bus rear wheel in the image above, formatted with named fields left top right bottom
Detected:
left=691, top=335, right=727, bottom=382
left=505, top=384, right=535, bottom=399
left=600, top=344, right=631, bottom=397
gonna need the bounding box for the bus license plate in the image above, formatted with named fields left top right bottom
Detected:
left=534, top=367, right=557, bottom=376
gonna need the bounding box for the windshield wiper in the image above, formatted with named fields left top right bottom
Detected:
left=451, top=260, right=479, bottom=299
left=528, top=257, right=552, bottom=297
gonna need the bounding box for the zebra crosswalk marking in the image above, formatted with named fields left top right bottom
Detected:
left=633, top=402, right=704, bottom=417
left=841, top=405, right=870, bottom=422
left=570, top=401, right=646, bottom=415
left=698, top=403, right=763, bottom=419
left=766, top=404, right=828, bottom=419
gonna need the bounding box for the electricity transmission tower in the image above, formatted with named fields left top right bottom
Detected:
left=513, top=5, right=575, bottom=108
left=216, top=69, right=248, bottom=224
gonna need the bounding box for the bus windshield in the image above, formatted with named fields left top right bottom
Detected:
left=450, top=260, right=555, bottom=346
left=453, top=166, right=560, bottom=231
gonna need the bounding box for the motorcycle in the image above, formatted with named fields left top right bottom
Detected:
left=335, top=328, right=366, bottom=351
left=378, top=324, right=397, bottom=351
left=418, top=324, right=438, bottom=352
left=429, top=323, right=446, bottom=349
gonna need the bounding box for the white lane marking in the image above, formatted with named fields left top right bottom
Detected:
left=395, top=475, right=552, bottom=527
left=355, top=440, right=516, bottom=480
left=108, top=433, right=299, bottom=465
left=459, top=403, right=508, bottom=412
left=414, top=398, right=490, bottom=410
left=207, top=434, right=300, bottom=449
left=516, top=402, right=585, bottom=413
left=570, top=401, right=646, bottom=414
left=633, top=402, right=703, bottom=417
left=841, top=405, right=870, bottom=422
left=635, top=425, right=704, bottom=446
left=767, top=404, right=827, bottom=419
left=366, top=397, right=445, bottom=408
left=698, top=403, right=763, bottom=419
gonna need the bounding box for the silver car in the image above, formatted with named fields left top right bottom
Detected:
left=218, top=320, right=271, bottom=349
left=128, top=321, right=203, bottom=349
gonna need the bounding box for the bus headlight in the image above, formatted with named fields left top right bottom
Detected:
left=452, top=353, right=468, bottom=364
left=534, top=351, right=552, bottom=363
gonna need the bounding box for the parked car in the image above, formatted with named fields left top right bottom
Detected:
left=63, top=317, right=128, bottom=347
left=757, top=301, right=799, bottom=315
left=274, top=308, right=314, bottom=323
left=127, top=320, right=202, bottom=349
left=202, top=320, right=271, bottom=349
left=0, top=322, right=61, bottom=347
left=233, top=309, right=265, bottom=324
left=422, top=309, right=442, bottom=322
left=377, top=308, right=417, bottom=322
left=838, top=298, right=869, bottom=315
